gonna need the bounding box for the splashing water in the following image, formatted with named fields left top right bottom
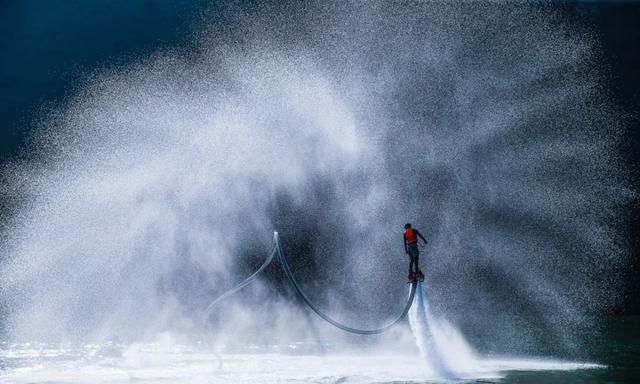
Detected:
left=409, top=281, right=467, bottom=378
left=0, top=1, right=632, bottom=380
left=0, top=341, right=606, bottom=384
left=404, top=280, right=608, bottom=381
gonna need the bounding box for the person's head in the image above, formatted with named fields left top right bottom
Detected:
left=404, top=223, right=412, bottom=229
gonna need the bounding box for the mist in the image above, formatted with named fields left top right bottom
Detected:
left=0, top=1, right=630, bottom=359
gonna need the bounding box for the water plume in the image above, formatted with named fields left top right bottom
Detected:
left=409, top=281, right=481, bottom=379
left=0, top=0, right=631, bottom=362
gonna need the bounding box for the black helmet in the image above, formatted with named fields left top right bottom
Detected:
left=404, top=223, right=412, bottom=229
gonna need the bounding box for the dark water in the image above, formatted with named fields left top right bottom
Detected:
left=495, top=316, right=639, bottom=383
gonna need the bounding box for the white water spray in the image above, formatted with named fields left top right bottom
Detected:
left=409, top=281, right=483, bottom=379
left=0, top=1, right=631, bottom=381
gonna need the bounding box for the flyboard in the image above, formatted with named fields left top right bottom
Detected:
left=409, top=270, right=425, bottom=283
left=203, top=231, right=417, bottom=335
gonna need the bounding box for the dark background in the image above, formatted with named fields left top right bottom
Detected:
left=0, top=0, right=638, bottom=313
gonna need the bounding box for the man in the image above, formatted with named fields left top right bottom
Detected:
left=403, top=223, right=428, bottom=282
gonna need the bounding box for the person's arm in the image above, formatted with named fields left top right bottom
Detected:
left=416, top=229, right=428, bottom=245
left=404, top=237, right=408, bottom=253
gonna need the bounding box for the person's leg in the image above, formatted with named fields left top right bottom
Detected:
left=409, top=258, right=415, bottom=275
left=409, top=244, right=419, bottom=273
left=415, top=255, right=420, bottom=273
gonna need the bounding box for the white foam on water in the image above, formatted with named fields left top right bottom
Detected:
left=0, top=342, right=605, bottom=384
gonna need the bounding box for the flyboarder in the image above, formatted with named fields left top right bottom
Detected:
left=404, top=223, right=427, bottom=282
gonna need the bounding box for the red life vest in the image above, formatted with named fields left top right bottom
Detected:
left=404, top=228, right=417, bottom=244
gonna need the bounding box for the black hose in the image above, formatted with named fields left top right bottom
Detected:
left=203, top=231, right=417, bottom=335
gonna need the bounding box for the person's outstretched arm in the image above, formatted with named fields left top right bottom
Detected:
left=416, top=229, right=428, bottom=245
